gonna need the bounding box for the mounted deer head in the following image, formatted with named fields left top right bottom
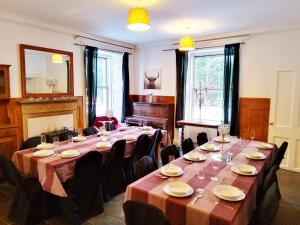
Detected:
left=145, top=72, right=160, bottom=89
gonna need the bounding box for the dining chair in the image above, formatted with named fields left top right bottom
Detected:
left=147, top=129, right=162, bottom=168
left=250, top=182, right=280, bottom=225
left=101, top=140, right=127, bottom=201
left=124, top=134, right=152, bottom=183
left=135, top=156, right=156, bottom=180
left=93, top=116, right=119, bottom=129
left=181, top=138, right=195, bottom=155
left=59, top=151, right=104, bottom=225
left=19, top=136, right=41, bottom=150
left=160, top=144, right=180, bottom=166
left=123, top=200, right=171, bottom=225
left=273, top=141, right=288, bottom=169
left=197, top=132, right=208, bottom=146
left=82, top=126, right=98, bottom=136
left=0, top=156, right=48, bottom=225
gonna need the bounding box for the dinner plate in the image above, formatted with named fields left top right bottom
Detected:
left=214, top=136, right=230, bottom=143
left=97, top=131, right=110, bottom=136
left=72, top=136, right=87, bottom=142
left=61, top=150, right=80, bottom=158
left=245, top=151, right=266, bottom=160
left=36, top=143, right=55, bottom=150
left=199, top=144, right=220, bottom=152
left=33, top=150, right=55, bottom=158
left=143, top=131, right=153, bottom=135
left=184, top=152, right=206, bottom=162
left=122, top=135, right=137, bottom=141
left=256, top=142, right=273, bottom=149
left=160, top=164, right=184, bottom=177
left=119, top=126, right=129, bottom=131
left=213, top=185, right=245, bottom=201
left=231, top=165, right=258, bottom=176
left=140, top=126, right=153, bottom=131
left=163, top=181, right=193, bottom=197
left=96, top=142, right=112, bottom=148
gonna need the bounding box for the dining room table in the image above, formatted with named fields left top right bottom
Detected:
left=13, top=126, right=170, bottom=197
left=124, top=137, right=275, bottom=225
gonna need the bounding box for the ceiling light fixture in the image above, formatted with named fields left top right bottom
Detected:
left=179, top=35, right=195, bottom=51
left=127, top=7, right=150, bottom=31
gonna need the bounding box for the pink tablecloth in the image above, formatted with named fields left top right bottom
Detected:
left=13, top=127, right=170, bottom=197
left=125, top=140, right=275, bottom=225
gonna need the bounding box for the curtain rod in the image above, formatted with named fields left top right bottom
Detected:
left=162, top=42, right=245, bottom=52
left=75, top=35, right=135, bottom=50
left=74, top=43, right=132, bottom=55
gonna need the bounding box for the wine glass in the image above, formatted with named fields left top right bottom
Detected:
left=197, top=169, right=206, bottom=194
left=41, top=133, right=46, bottom=144
left=167, top=155, right=175, bottom=180
left=250, top=130, right=255, bottom=141
left=52, top=136, right=59, bottom=146
left=210, top=159, right=219, bottom=182
left=67, top=134, right=73, bottom=144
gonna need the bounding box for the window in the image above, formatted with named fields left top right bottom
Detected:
left=185, top=49, right=224, bottom=123
left=96, top=51, right=123, bottom=121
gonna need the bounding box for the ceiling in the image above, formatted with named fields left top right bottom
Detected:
left=1, top=0, right=300, bottom=44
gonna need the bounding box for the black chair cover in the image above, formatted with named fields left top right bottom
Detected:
left=160, top=145, right=180, bottom=166
left=147, top=129, right=162, bottom=168
left=60, top=151, right=104, bottom=225
left=197, top=132, right=208, bottom=146
left=181, top=138, right=194, bottom=155
left=135, top=156, right=156, bottom=180
left=19, top=136, right=41, bottom=150
left=123, top=200, right=171, bottom=225
left=83, top=127, right=97, bottom=136
left=0, top=156, right=48, bottom=225
left=274, top=141, right=288, bottom=168
left=105, top=123, right=116, bottom=131
left=125, top=134, right=152, bottom=183
left=101, top=140, right=127, bottom=201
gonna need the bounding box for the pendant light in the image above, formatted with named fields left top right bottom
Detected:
left=127, top=7, right=150, bottom=31
left=179, top=35, right=195, bottom=51
left=51, top=54, right=63, bottom=63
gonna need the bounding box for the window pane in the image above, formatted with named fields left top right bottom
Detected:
left=97, top=57, right=107, bottom=87
left=96, top=87, right=107, bottom=116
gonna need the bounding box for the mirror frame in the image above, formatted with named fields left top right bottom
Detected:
left=20, top=44, right=74, bottom=98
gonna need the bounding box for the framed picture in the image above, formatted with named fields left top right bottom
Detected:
left=144, top=68, right=161, bottom=89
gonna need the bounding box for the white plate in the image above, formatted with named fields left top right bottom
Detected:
left=163, top=181, right=193, bottom=197
left=96, top=142, right=112, bottom=148
left=245, top=152, right=266, bottom=160
left=256, top=142, right=273, bottom=149
left=214, top=136, right=230, bottom=143
left=33, top=150, right=55, bottom=158
left=184, top=152, right=207, bottom=162
left=231, top=165, right=258, bottom=176
left=160, top=165, right=184, bottom=177
left=199, top=144, right=220, bottom=152
left=61, top=150, right=80, bottom=158
left=143, top=130, right=154, bottom=135
left=72, top=136, right=87, bottom=142
left=122, top=135, right=137, bottom=141
left=213, top=185, right=245, bottom=201
left=119, top=126, right=128, bottom=131
left=140, top=126, right=153, bottom=131
left=36, top=143, right=55, bottom=150
left=97, top=131, right=110, bottom=136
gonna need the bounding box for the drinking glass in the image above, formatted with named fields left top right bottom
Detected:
left=53, top=136, right=59, bottom=146
left=210, top=160, right=219, bottom=181
left=168, top=155, right=175, bottom=180
left=250, top=130, right=255, bottom=142
left=41, top=133, right=46, bottom=144
left=197, top=169, right=206, bottom=194
left=77, top=128, right=83, bottom=136
left=67, top=134, right=73, bottom=144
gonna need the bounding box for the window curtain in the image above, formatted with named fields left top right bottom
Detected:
left=223, top=43, right=240, bottom=135
left=84, top=46, right=98, bottom=127
left=121, top=52, right=130, bottom=122
left=175, top=49, right=188, bottom=128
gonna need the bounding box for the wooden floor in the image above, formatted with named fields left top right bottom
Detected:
left=0, top=169, right=299, bottom=225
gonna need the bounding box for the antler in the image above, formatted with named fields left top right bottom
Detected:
left=155, top=72, right=160, bottom=79
left=145, top=72, right=150, bottom=79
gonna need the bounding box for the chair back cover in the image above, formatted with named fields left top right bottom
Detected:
left=123, top=200, right=171, bottom=225
left=197, top=132, right=208, bottom=146
left=274, top=141, right=288, bottom=167
left=160, top=145, right=180, bottom=165
left=135, top=156, right=156, bottom=180
left=93, top=116, right=119, bottom=129
left=148, top=129, right=162, bottom=166
left=181, top=138, right=194, bottom=155
left=0, top=156, right=22, bottom=187
left=19, top=136, right=41, bottom=150
left=83, top=127, right=97, bottom=136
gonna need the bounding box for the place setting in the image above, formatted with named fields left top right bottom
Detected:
left=199, top=143, right=220, bottom=152
left=96, top=141, right=112, bottom=148
left=122, top=134, right=137, bottom=141
left=245, top=151, right=266, bottom=160
left=255, top=142, right=273, bottom=149
left=183, top=150, right=207, bottom=162
left=231, top=164, right=258, bottom=176
left=212, top=184, right=245, bottom=202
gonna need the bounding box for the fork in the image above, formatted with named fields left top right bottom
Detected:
left=213, top=201, right=234, bottom=210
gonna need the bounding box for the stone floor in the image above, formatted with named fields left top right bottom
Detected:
left=0, top=169, right=299, bottom=225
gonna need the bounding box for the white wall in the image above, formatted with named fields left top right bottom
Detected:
left=133, top=28, right=300, bottom=142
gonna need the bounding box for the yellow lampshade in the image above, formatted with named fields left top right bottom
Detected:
left=179, top=35, right=195, bottom=51
left=127, top=8, right=150, bottom=31
left=52, top=54, right=63, bottom=63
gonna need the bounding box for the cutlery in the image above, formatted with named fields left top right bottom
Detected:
left=213, top=201, right=234, bottom=210
left=192, top=194, right=203, bottom=205
left=155, top=174, right=168, bottom=179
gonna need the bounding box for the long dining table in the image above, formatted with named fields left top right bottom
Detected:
left=13, top=126, right=170, bottom=197
left=125, top=139, right=275, bottom=225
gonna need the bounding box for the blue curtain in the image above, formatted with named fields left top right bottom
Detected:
left=175, top=49, right=188, bottom=128
left=121, top=52, right=130, bottom=122
left=223, top=43, right=240, bottom=135
left=84, top=46, right=98, bottom=127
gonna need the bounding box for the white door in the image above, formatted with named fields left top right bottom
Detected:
left=268, top=70, right=300, bottom=172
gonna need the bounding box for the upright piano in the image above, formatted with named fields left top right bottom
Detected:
left=126, top=102, right=174, bottom=142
